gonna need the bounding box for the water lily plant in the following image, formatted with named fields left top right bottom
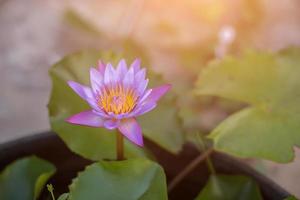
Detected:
left=66, top=58, right=171, bottom=159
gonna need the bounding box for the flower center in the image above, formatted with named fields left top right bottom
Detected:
left=98, top=85, right=138, bottom=115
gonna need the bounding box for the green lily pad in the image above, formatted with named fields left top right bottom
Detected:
left=195, top=174, right=262, bottom=200
left=68, top=158, right=167, bottom=200
left=0, top=156, right=56, bottom=200
left=196, top=48, right=300, bottom=162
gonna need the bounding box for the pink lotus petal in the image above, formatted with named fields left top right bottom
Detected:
left=90, top=68, right=103, bottom=93
left=146, top=84, right=171, bottom=103
left=106, top=112, right=128, bottom=120
left=130, top=58, right=141, bottom=73
left=87, top=99, right=102, bottom=112
left=116, top=59, right=128, bottom=80
left=104, top=63, right=116, bottom=85
left=92, top=110, right=109, bottom=118
left=132, top=84, right=170, bottom=116
left=66, top=110, right=104, bottom=127
left=134, top=102, right=157, bottom=116
left=118, top=118, right=143, bottom=146
left=98, top=60, right=106, bottom=75
left=134, top=68, right=146, bottom=82
left=103, top=119, right=120, bottom=130
left=136, top=79, right=149, bottom=96
left=123, top=66, right=135, bottom=88
left=68, top=81, right=94, bottom=100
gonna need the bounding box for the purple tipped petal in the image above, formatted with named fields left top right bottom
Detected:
left=132, top=84, right=170, bottom=116
left=134, top=68, right=146, bottom=82
left=107, top=112, right=128, bottom=120
left=104, top=63, right=116, bottom=85
left=146, top=84, right=171, bottom=103
left=116, top=59, right=128, bottom=80
left=118, top=118, right=143, bottom=146
left=130, top=58, right=141, bottom=73
left=123, top=66, right=134, bottom=88
left=103, top=119, right=120, bottom=130
left=133, top=101, right=157, bottom=116
left=138, top=88, right=152, bottom=103
left=134, top=69, right=147, bottom=94
left=66, top=110, right=104, bottom=127
left=87, top=99, right=101, bottom=112
left=90, top=68, right=103, bottom=93
left=136, top=79, right=149, bottom=95
left=92, top=110, right=109, bottom=118
left=98, top=60, right=106, bottom=75
left=68, top=81, right=94, bottom=100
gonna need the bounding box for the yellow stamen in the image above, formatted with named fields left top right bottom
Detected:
left=98, top=84, right=137, bottom=115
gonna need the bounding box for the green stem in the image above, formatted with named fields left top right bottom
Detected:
left=167, top=148, right=213, bottom=192
left=196, top=132, right=216, bottom=175
left=47, top=184, right=55, bottom=200
left=116, top=131, right=124, bottom=160
left=206, top=156, right=216, bottom=174
left=50, top=191, right=55, bottom=200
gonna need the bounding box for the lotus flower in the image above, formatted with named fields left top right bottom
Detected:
left=66, top=59, right=171, bottom=147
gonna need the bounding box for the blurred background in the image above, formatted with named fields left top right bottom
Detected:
left=0, top=0, right=299, bottom=197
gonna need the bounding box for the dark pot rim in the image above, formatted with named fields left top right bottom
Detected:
left=0, top=131, right=291, bottom=200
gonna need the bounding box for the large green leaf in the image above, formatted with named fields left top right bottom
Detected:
left=195, top=174, right=262, bottom=200
left=0, top=156, right=56, bottom=200
left=68, top=158, right=167, bottom=200
left=196, top=48, right=300, bottom=162
left=48, top=50, right=183, bottom=161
